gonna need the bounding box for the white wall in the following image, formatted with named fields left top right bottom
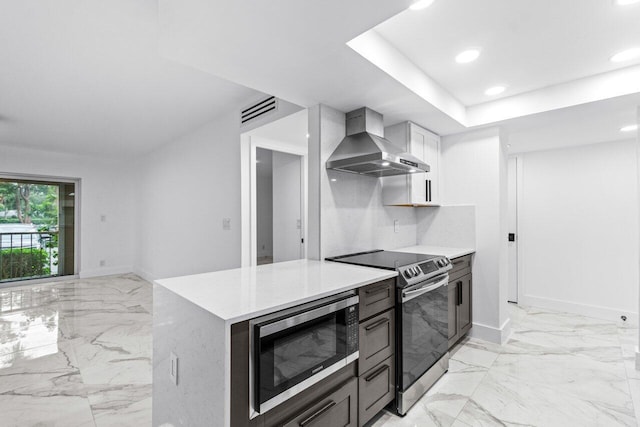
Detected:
left=517, top=139, right=639, bottom=321
left=256, top=150, right=273, bottom=258
left=272, top=151, right=302, bottom=262
left=416, top=205, right=476, bottom=249
left=308, top=104, right=418, bottom=259
left=0, top=144, right=135, bottom=277
left=440, top=128, right=510, bottom=343
left=135, top=110, right=242, bottom=280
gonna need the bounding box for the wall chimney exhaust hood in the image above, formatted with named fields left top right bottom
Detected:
left=326, top=107, right=429, bottom=177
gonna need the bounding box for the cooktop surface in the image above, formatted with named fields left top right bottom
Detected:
left=326, top=250, right=438, bottom=270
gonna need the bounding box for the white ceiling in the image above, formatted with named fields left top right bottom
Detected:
left=0, top=0, right=638, bottom=158
left=503, top=93, right=640, bottom=153
left=375, top=0, right=640, bottom=106
left=0, top=1, right=259, bottom=157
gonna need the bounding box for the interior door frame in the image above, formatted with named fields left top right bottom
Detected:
left=240, top=136, right=308, bottom=267
left=507, top=155, right=525, bottom=305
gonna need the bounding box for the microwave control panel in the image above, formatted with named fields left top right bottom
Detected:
left=347, top=304, right=359, bottom=354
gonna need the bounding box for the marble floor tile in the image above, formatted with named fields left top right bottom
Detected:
left=0, top=339, right=82, bottom=394
left=1, top=276, right=639, bottom=427
left=0, top=394, right=96, bottom=427
left=0, top=274, right=153, bottom=426
left=450, top=338, right=501, bottom=369
left=87, top=384, right=152, bottom=427
left=458, top=369, right=635, bottom=427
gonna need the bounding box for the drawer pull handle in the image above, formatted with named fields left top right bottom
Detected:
left=365, top=285, right=388, bottom=295
left=299, top=401, right=336, bottom=426
left=365, top=317, right=389, bottom=331
left=365, top=364, right=390, bottom=382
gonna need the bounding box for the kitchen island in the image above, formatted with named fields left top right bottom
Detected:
left=152, top=259, right=397, bottom=427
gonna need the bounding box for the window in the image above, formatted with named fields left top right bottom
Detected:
left=0, top=177, right=76, bottom=282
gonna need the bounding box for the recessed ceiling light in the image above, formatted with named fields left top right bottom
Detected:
left=485, top=86, right=506, bottom=96
left=455, top=49, right=480, bottom=64
left=306, top=133, right=310, bottom=138
left=616, top=0, right=640, bottom=5
left=330, top=178, right=337, bottom=182
left=409, top=0, right=435, bottom=10
left=381, top=161, right=390, bottom=166
left=409, top=169, right=417, bottom=173
left=610, top=47, right=640, bottom=62
left=620, top=124, right=638, bottom=132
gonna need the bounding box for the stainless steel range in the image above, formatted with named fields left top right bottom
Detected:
left=326, top=250, right=452, bottom=415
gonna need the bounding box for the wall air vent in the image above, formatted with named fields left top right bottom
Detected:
left=241, top=96, right=278, bottom=124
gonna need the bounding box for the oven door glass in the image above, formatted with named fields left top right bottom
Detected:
left=256, top=310, right=347, bottom=407
left=401, top=279, right=448, bottom=390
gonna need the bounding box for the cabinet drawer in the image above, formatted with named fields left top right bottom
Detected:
left=358, top=356, right=395, bottom=426
left=449, top=255, right=472, bottom=281
left=358, top=279, right=395, bottom=321
left=358, top=309, right=395, bottom=375
left=282, top=378, right=358, bottom=427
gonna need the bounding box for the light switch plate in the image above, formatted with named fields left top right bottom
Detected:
left=223, top=218, right=231, bottom=231
left=394, top=220, right=399, bottom=233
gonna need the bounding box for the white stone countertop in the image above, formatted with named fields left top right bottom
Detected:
left=154, top=259, right=397, bottom=324
left=393, top=245, right=475, bottom=259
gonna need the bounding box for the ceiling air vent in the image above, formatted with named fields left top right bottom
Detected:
left=241, top=96, right=278, bottom=124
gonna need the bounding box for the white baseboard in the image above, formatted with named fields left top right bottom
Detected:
left=519, top=294, right=639, bottom=325
left=469, top=317, right=511, bottom=345
left=132, top=267, right=156, bottom=283
left=79, top=265, right=133, bottom=279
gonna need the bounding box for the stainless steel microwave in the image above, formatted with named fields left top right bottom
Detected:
left=249, top=291, right=359, bottom=418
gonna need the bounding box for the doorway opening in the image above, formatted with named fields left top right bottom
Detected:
left=256, top=148, right=304, bottom=265
left=0, top=176, right=77, bottom=284
left=241, top=109, right=308, bottom=267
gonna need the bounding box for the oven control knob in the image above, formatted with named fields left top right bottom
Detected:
left=437, top=259, right=444, bottom=267
left=413, top=267, right=421, bottom=276
left=404, top=269, right=413, bottom=279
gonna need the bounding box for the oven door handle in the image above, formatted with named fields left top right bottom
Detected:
left=402, top=276, right=448, bottom=303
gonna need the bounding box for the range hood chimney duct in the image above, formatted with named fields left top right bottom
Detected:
left=326, top=107, right=429, bottom=177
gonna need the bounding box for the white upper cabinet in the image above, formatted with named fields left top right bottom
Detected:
left=382, top=121, right=441, bottom=207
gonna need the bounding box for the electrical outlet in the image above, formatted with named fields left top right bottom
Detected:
left=394, top=220, right=399, bottom=233
left=100, top=214, right=107, bottom=223
left=170, top=352, right=178, bottom=385
left=223, top=218, right=231, bottom=231
left=99, top=260, right=106, bottom=267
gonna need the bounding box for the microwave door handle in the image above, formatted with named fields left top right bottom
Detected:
left=402, top=277, right=448, bottom=303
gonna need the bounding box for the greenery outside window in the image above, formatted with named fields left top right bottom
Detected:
left=0, top=177, right=76, bottom=283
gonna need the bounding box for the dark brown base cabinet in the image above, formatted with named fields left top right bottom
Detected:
left=357, top=280, right=396, bottom=426
left=448, top=255, right=473, bottom=348
left=230, top=278, right=397, bottom=427
left=280, top=378, right=358, bottom=427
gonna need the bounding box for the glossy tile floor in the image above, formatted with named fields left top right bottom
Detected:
left=0, top=274, right=152, bottom=427
left=1, top=274, right=639, bottom=426
left=372, top=305, right=640, bottom=427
